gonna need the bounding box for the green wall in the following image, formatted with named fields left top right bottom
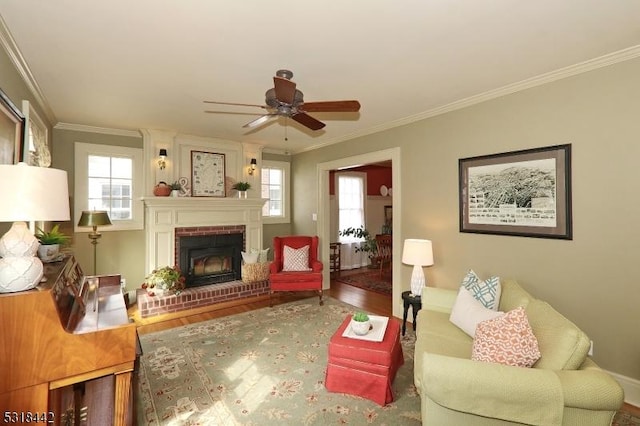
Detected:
left=292, top=58, right=640, bottom=380
left=52, top=128, right=146, bottom=289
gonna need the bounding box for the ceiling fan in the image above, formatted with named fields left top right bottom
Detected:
left=204, top=69, right=361, bottom=131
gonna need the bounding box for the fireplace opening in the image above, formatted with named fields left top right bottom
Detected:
left=178, top=232, right=243, bottom=288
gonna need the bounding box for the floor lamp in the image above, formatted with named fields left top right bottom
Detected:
left=77, top=210, right=112, bottom=275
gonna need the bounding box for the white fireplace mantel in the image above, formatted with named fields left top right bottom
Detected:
left=143, top=197, right=267, bottom=273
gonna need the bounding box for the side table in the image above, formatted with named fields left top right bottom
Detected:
left=401, top=290, right=422, bottom=336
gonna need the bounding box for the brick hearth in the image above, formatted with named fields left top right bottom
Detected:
left=136, top=279, right=269, bottom=318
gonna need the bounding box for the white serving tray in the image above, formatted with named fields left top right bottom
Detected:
left=342, top=315, right=389, bottom=342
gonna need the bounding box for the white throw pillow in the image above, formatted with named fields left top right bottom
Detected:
left=251, top=247, right=270, bottom=263
left=282, top=245, right=312, bottom=271
left=461, top=269, right=502, bottom=311
left=241, top=251, right=259, bottom=264
left=450, top=287, right=504, bottom=337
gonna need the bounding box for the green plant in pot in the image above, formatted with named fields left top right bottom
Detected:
left=232, top=181, right=251, bottom=198
left=35, top=224, right=69, bottom=262
left=141, top=265, right=186, bottom=296
left=339, top=226, right=378, bottom=264
left=169, top=181, right=182, bottom=197
left=351, top=311, right=372, bottom=336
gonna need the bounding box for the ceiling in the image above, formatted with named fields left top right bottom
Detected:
left=1, top=1, right=639, bottom=154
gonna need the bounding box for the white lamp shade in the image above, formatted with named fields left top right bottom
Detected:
left=401, top=239, right=434, bottom=266
left=0, top=163, right=70, bottom=222
left=0, top=163, right=70, bottom=293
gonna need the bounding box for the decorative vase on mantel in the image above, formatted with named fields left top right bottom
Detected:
left=237, top=191, right=247, bottom=199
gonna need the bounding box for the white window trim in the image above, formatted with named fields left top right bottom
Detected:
left=74, top=142, right=144, bottom=231
left=262, top=159, right=290, bottom=224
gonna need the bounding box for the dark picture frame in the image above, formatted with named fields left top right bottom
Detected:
left=190, top=150, right=226, bottom=197
left=459, top=144, right=572, bottom=239
left=0, top=88, right=25, bottom=164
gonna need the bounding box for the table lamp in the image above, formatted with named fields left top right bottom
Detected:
left=401, top=239, right=434, bottom=297
left=0, top=163, right=70, bottom=293
left=77, top=210, right=112, bottom=275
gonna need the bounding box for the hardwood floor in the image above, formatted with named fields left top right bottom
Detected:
left=131, top=269, right=392, bottom=336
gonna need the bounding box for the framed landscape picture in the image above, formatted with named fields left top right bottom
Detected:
left=459, top=144, right=572, bottom=239
left=191, top=150, right=226, bottom=197
left=0, top=88, right=25, bottom=164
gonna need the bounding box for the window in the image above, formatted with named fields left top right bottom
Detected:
left=337, top=172, right=366, bottom=242
left=261, top=160, right=290, bottom=224
left=74, top=143, right=143, bottom=231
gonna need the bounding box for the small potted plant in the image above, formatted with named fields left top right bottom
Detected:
left=232, top=181, right=251, bottom=199
left=35, top=224, right=70, bottom=262
left=141, top=265, right=186, bottom=296
left=350, top=311, right=372, bottom=336
left=169, top=181, right=182, bottom=197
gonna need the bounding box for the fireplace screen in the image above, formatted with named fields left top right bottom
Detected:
left=179, top=232, right=244, bottom=288
left=192, top=253, right=233, bottom=277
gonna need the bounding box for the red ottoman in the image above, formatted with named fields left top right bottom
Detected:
left=325, top=315, right=404, bottom=406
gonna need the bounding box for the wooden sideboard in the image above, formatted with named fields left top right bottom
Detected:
left=0, top=256, right=137, bottom=425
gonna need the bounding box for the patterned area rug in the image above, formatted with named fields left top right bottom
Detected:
left=336, top=269, right=392, bottom=296
left=614, top=409, right=640, bottom=426
left=136, top=297, right=420, bottom=425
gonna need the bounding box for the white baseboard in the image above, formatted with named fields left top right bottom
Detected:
left=609, top=370, right=640, bottom=407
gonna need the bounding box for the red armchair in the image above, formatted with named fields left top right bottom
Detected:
left=269, top=236, right=324, bottom=306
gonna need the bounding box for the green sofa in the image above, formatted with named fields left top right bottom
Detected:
left=414, top=279, right=624, bottom=425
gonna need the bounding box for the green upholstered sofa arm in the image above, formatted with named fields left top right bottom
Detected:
left=422, top=286, right=457, bottom=314
left=555, top=358, right=624, bottom=410
left=422, top=352, right=564, bottom=426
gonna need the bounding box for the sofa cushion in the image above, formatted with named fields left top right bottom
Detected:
left=461, top=269, right=501, bottom=310
left=499, top=279, right=535, bottom=311
left=472, top=307, right=541, bottom=368
left=525, top=299, right=590, bottom=370
left=449, top=287, right=504, bottom=337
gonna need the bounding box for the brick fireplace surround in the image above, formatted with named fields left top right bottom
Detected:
left=136, top=279, right=269, bottom=318
left=137, top=225, right=269, bottom=318
left=138, top=195, right=269, bottom=318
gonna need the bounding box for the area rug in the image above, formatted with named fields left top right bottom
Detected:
left=136, top=297, right=420, bottom=425
left=336, top=269, right=392, bottom=296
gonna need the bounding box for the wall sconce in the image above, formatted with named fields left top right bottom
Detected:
left=158, top=149, right=167, bottom=170
left=248, top=158, right=257, bottom=175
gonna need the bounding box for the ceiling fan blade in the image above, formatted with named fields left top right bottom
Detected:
left=301, top=100, right=361, bottom=112
left=291, top=112, right=326, bottom=131
left=204, top=100, right=267, bottom=109
left=273, top=76, right=297, bottom=104
left=243, top=114, right=277, bottom=129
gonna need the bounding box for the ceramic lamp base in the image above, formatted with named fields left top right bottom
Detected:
left=0, top=256, right=44, bottom=293
left=410, top=264, right=425, bottom=297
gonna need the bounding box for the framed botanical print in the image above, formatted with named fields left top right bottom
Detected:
left=0, top=88, right=25, bottom=164
left=191, top=150, right=226, bottom=197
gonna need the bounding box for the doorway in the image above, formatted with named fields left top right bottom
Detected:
left=317, top=147, right=402, bottom=318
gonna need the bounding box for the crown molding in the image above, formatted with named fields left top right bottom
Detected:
left=54, top=122, right=142, bottom=138
left=297, top=45, right=640, bottom=155
left=0, top=15, right=56, bottom=124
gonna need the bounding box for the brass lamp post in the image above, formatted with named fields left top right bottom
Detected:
left=77, top=210, right=112, bottom=275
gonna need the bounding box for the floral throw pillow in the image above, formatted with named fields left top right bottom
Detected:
left=282, top=245, right=312, bottom=271
left=472, top=306, right=541, bottom=368
left=461, top=269, right=501, bottom=310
